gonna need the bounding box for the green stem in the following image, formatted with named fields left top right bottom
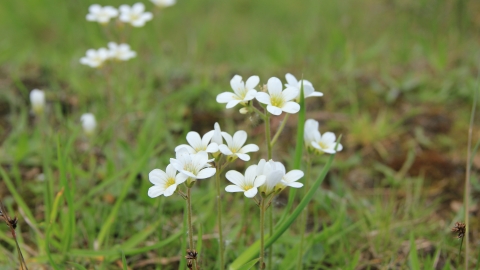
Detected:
left=260, top=199, right=266, bottom=269
left=459, top=236, right=464, bottom=266
left=270, top=114, right=289, bottom=147
left=186, top=188, right=198, bottom=270
left=264, top=109, right=272, bottom=160
left=296, top=156, right=311, bottom=269
left=215, top=169, right=225, bottom=270
left=267, top=206, right=273, bottom=270
left=252, top=106, right=266, bottom=120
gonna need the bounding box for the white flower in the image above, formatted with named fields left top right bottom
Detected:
left=148, top=165, right=188, bottom=198
left=218, top=130, right=259, bottom=161
left=285, top=73, right=323, bottom=100
left=304, top=119, right=320, bottom=148
left=279, top=168, right=304, bottom=189
left=80, top=113, right=97, bottom=135
left=216, top=75, right=259, bottom=109
left=311, top=132, right=343, bottom=154
left=255, top=77, right=300, bottom=116
left=150, top=0, right=176, bottom=8
left=80, top=48, right=109, bottom=68
left=225, top=165, right=266, bottom=198
left=175, top=131, right=218, bottom=154
left=30, top=89, right=45, bottom=115
left=170, top=148, right=216, bottom=184
left=119, top=3, right=153, bottom=27
left=257, top=159, right=284, bottom=195
left=107, top=42, right=136, bottom=61
left=86, top=4, right=118, bottom=24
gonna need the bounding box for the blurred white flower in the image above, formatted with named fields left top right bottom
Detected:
left=30, top=89, right=45, bottom=115
left=255, top=77, right=300, bottom=116
left=311, top=132, right=343, bottom=154
left=86, top=4, right=118, bottom=24
left=80, top=113, right=97, bottom=135
left=278, top=167, right=304, bottom=189
left=175, top=131, right=218, bottom=154
left=148, top=165, right=188, bottom=198
left=225, top=165, right=266, bottom=198
left=150, top=0, right=176, bottom=8
left=304, top=119, right=320, bottom=149
left=257, top=159, right=284, bottom=196
left=107, top=42, right=136, bottom=61
left=80, top=48, right=109, bottom=68
left=219, top=130, right=259, bottom=161
left=216, top=75, right=259, bottom=109
left=119, top=3, right=153, bottom=27
left=170, top=148, right=216, bottom=185
left=285, top=73, right=323, bottom=100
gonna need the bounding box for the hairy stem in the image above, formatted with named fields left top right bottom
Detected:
left=186, top=188, right=197, bottom=270
left=215, top=169, right=225, bottom=270
left=296, top=156, right=311, bottom=269
left=260, top=198, right=266, bottom=269
left=270, top=114, right=289, bottom=147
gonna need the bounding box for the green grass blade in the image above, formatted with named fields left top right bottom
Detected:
left=237, top=258, right=259, bottom=270
left=46, top=188, right=64, bottom=270
left=408, top=234, right=420, bottom=269
left=229, top=145, right=337, bottom=270
left=120, top=250, right=128, bottom=270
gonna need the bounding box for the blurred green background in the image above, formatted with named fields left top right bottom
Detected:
left=1, top=0, right=480, bottom=269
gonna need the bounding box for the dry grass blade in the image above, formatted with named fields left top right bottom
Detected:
left=0, top=201, right=28, bottom=270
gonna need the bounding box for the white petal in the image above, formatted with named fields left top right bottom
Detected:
left=186, top=132, right=202, bottom=148
left=148, top=186, right=165, bottom=198
left=166, top=164, right=177, bottom=177
left=308, top=91, right=324, bottom=97
left=226, top=170, right=244, bottom=186
left=284, top=170, right=304, bottom=183
left=232, top=130, right=247, bottom=148
left=163, top=184, right=177, bottom=197
left=285, top=181, right=303, bottom=188
left=149, top=169, right=168, bottom=185
left=244, top=188, right=258, bottom=198
left=302, top=85, right=315, bottom=97
left=226, top=100, right=241, bottom=109
left=89, top=4, right=101, bottom=13
left=219, top=144, right=233, bottom=155
left=175, top=173, right=188, bottom=184
left=255, top=92, right=271, bottom=105
left=132, top=2, right=145, bottom=12
left=244, top=165, right=258, bottom=182
left=240, top=144, right=259, bottom=154
left=175, top=144, right=195, bottom=153
left=206, top=143, right=218, bottom=153
left=285, top=73, right=298, bottom=86
left=281, top=102, right=300, bottom=114
left=254, top=175, right=266, bottom=187
left=236, top=153, right=250, bottom=161
left=221, top=132, right=233, bottom=146
left=267, top=77, right=283, bottom=95
left=322, top=132, right=336, bottom=143
left=267, top=105, right=282, bottom=115
left=217, top=92, right=235, bottom=103
left=245, top=76, right=260, bottom=89
left=243, top=90, right=257, bottom=101
left=230, top=75, right=243, bottom=91
left=196, top=168, right=216, bottom=179
left=282, top=88, right=299, bottom=101
left=335, top=143, right=343, bottom=151
left=225, top=185, right=245, bottom=193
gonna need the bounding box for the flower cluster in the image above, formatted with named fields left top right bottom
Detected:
left=80, top=42, right=136, bottom=68
left=148, top=123, right=260, bottom=197
left=217, top=73, right=323, bottom=115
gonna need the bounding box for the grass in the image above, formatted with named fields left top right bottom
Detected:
left=1, top=0, right=479, bottom=268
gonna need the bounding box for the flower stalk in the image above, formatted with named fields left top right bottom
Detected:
left=215, top=165, right=225, bottom=270
left=296, top=155, right=311, bottom=269
left=186, top=187, right=197, bottom=270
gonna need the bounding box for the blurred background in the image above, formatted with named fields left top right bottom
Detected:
left=1, top=0, right=480, bottom=268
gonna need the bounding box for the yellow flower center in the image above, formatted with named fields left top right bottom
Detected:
left=235, top=88, right=247, bottom=100
left=165, top=177, right=176, bottom=187
left=319, top=142, right=328, bottom=149
left=244, top=184, right=253, bottom=191
left=270, top=94, right=284, bottom=108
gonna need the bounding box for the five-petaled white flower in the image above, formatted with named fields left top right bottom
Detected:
left=30, top=89, right=45, bottom=115
left=304, top=119, right=320, bottom=149
left=150, top=0, right=176, bottom=8
left=170, top=148, right=216, bottom=184
left=148, top=165, right=188, bottom=198
left=219, top=130, right=259, bottom=161
left=80, top=48, right=109, bottom=68
left=175, top=131, right=218, bottom=154
left=285, top=73, right=323, bottom=100
left=107, top=42, right=136, bottom=61
left=277, top=165, right=304, bottom=189
left=255, top=77, right=300, bottom=116
left=216, top=75, right=259, bottom=109
left=311, top=132, right=343, bottom=154
left=80, top=113, right=97, bottom=136
left=119, top=3, right=153, bottom=27
left=225, top=165, right=266, bottom=198
left=257, top=159, right=285, bottom=196
left=86, top=4, right=118, bottom=24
